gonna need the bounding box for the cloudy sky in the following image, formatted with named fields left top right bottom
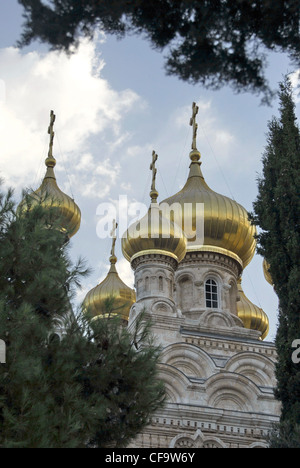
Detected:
left=1, top=1, right=299, bottom=340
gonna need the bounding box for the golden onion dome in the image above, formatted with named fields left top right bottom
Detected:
left=83, top=248, right=136, bottom=323
left=122, top=151, right=187, bottom=264
left=160, top=103, right=256, bottom=269
left=26, top=156, right=81, bottom=238
left=236, top=279, right=269, bottom=340
left=263, top=259, right=273, bottom=286
left=19, top=111, right=81, bottom=239
left=122, top=202, right=187, bottom=263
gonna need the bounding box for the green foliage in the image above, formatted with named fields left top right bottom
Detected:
left=0, top=186, right=165, bottom=447
left=252, top=76, right=300, bottom=447
left=17, top=0, right=300, bottom=103
left=78, top=309, right=166, bottom=448
left=268, top=422, right=300, bottom=448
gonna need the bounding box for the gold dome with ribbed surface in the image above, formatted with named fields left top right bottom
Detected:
left=236, top=279, right=269, bottom=340
left=263, top=259, right=273, bottom=286
left=161, top=102, right=256, bottom=269
left=122, top=151, right=187, bottom=263
left=83, top=254, right=136, bottom=322
left=161, top=151, right=256, bottom=269
left=28, top=157, right=81, bottom=238
left=122, top=202, right=187, bottom=263
left=19, top=111, right=81, bottom=239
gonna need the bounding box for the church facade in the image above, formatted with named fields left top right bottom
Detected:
left=126, top=264, right=279, bottom=448
left=120, top=103, right=280, bottom=448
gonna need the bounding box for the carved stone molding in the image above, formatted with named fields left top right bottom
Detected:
left=132, top=253, right=178, bottom=272
left=169, top=429, right=226, bottom=449
left=178, top=251, right=241, bottom=277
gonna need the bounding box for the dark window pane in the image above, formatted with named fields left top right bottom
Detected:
left=205, top=279, right=219, bottom=309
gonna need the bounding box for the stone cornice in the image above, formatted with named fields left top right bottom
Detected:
left=132, top=253, right=178, bottom=271
left=178, top=251, right=241, bottom=277
left=182, top=330, right=277, bottom=359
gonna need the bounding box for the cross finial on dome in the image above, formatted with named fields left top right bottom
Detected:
left=150, top=150, right=159, bottom=203
left=190, top=102, right=199, bottom=151
left=189, top=102, right=201, bottom=162
left=45, top=110, right=56, bottom=168
left=110, top=219, right=118, bottom=264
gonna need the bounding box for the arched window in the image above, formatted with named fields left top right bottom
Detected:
left=159, top=276, right=164, bottom=292
left=145, top=276, right=149, bottom=292
left=205, top=279, right=219, bottom=309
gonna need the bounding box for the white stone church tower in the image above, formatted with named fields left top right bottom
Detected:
left=120, top=103, right=280, bottom=448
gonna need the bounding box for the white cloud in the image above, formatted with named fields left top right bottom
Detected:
left=120, top=181, right=132, bottom=192
left=172, top=100, right=236, bottom=164
left=0, top=39, right=141, bottom=196
left=290, top=69, right=300, bottom=103
left=76, top=153, right=94, bottom=172
left=125, top=143, right=153, bottom=160
left=174, top=99, right=212, bottom=129
left=116, top=257, right=134, bottom=288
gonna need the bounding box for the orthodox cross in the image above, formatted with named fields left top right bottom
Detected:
left=48, top=110, right=56, bottom=159
left=150, top=150, right=158, bottom=193
left=110, top=219, right=118, bottom=258
left=189, top=102, right=199, bottom=151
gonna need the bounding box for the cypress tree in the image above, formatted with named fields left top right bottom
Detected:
left=252, top=76, right=300, bottom=447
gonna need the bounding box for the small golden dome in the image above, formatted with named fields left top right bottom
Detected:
left=263, top=259, right=273, bottom=286
left=121, top=151, right=187, bottom=263
left=19, top=111, right=81, bottom=239
left=122, top=202, right=187, bottom=263
left=236, top=279, right=269, bottom=340
left=83, top=254, right=136, bottom=322
left=26, top=157, right=81, bottom=238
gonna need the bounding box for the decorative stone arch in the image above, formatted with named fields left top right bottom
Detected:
left=161, top=342, right=216, bottom=378
left=203, top=268, right=224, bottom=283
left=169, top=430, right=204, bottom=448
left=163, top=382, right=179, bottom=404
left=158, top=363, right=191, bottom=404
left=145, top=277, right=150, bottom=292
left=128, top=302, right=143, bottom=324
left=141, top=268, right=152, bottom=277
left=206, top=372, right=260, bottom=412
left=153, top=268, right=167, bottom=292
left=225, top=352, right=276, bottom=387
left=198, top=308, right=244, bottom=330
left=170, top=434, right=198, bottom=448
left=249, top=442, right=268, bottom=448
left=154, top=268, right=168, bottom=277
left=137, top=268, right=153, bottom=293
left=203, top=438, right=226, bottom=448
left=203, top=269, right=236, bottom=312
left=203, top=271, right=223, bottom=311
left=151, top=299, right=176, bottom=316
left=176, top=270, right=195, bottom=283
left=169, top=429, right=227, bottom=448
